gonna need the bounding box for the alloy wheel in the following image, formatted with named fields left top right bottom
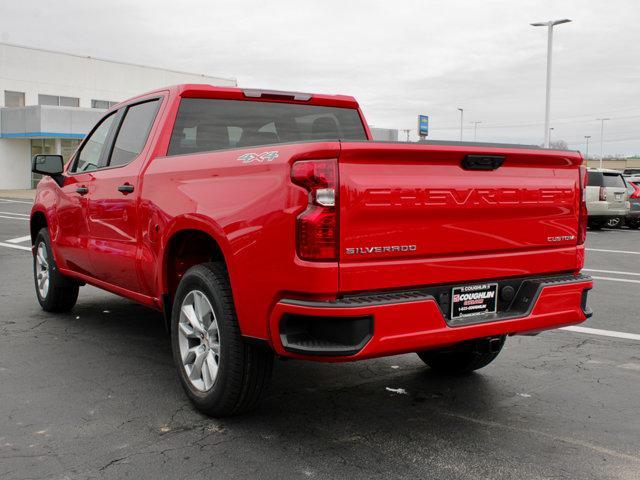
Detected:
left=177, top=290, right=221, bottom=391
left=36, top=242, right=50, bottom=298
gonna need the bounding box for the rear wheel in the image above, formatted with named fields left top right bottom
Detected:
left=627, top=219, right=640, bottom=229
left=33, top=228, right=79, bottom=312
left=171, top=262, right=274, bottom=417
left=605, top=217, right=622, bottom=228
left=417, top=336, right=505, bottom=375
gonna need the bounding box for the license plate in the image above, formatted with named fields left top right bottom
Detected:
left=451, top=283, right=498, bottom=320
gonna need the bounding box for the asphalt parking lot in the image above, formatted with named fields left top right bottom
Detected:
left=1, top=198, right=639, bottom=480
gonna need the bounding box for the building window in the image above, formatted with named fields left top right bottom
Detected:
left=38, top=94, right=80, bottom=107
left=60, top=96, right=80, bottom=107
left=4, top=90, right=25, bottom=107
left=91, top=99, right=117, bottom=109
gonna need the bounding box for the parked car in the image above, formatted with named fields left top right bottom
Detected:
left=623, top=168, right=640, bottom=176
left=29, top=84, right=593, bottom=416
left=586, top=168, right=629, bottom=229
left=624, top=176, right=640, bottom=229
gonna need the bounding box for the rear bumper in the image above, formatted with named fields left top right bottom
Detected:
left=587, top=201, right=628, bottom=217
left=268, top=274, right=593, bottom=361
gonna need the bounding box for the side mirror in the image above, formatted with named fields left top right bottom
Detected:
left=32, top=154, right=64, bottom=176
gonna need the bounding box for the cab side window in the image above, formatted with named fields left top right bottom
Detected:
left=72, top=113, right=117, bottom=173
left=109, top=100, right=160, bottom=167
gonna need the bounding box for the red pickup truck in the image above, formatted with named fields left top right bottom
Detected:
left=30, top=84, right=593, bottom=416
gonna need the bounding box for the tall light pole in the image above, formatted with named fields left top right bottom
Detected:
left=457, top=108, right=464, bottom=141
left=531, top=18, right=572, bottom=148
left=596, top=118, right=610, bottom=168
left=472, top=121, right=482, bottom=141
left=584, top=135, right=591, bottom=161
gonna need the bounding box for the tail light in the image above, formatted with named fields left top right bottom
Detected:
left=599, top=186, right=607, bottom=201
left=577, top=166, right=588, bottom=245
left=291, top=159, right=338, bottom=261
left=630, top=182, right=640, bottom=199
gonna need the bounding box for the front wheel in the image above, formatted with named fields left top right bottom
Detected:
left=33, top=228, right=79, bottom=312
left=171, top=262, right=274, bottom=417
left=417, top=336, right=506, bottom=375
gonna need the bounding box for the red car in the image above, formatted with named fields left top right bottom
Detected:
left=30, top=85, right=593, bottom=416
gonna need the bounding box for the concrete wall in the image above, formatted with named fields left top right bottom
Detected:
left=0, top=42, right=236, bottom=108
left=1, top=106, right=103, bottom=137
left=369, top=127, right=399, bottom=142
left=586, top=158, right=640, bottom=171
left=0, top=138, right=30, bottom=189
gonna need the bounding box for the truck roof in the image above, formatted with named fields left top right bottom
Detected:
left=113, top=84, right=360, bottom=110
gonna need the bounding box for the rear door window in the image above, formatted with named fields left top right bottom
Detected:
left=109, top=99, right=160, bottom=167
left=603, top=173, right=626, bottom=188
left=167, top=98, right=368, bottom=156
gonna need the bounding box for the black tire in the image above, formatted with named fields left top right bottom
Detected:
left=417, top=336, right=506, bottom=375
left=588, top=219, right=603, bottom=230
left=605, top=217, right=622, bottom=229
left=171, top=262, right=273, bottom=417
left=33, top=228, right=79, bottom=312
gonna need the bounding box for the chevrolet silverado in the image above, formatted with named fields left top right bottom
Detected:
left=30, top=84, right=593, bottom=416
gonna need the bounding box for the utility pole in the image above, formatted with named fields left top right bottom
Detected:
left=457, top=108, right=464, bottom=141
left=584, top=135, right=591, bottom=162
left=596, top=118, right=610, bottom=168
left=472, top=121, right=482, bottom=141
left=531, top=19, right=572, bottom=148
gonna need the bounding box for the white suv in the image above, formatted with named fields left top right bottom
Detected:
left=586, top=168, right=629, bottom=229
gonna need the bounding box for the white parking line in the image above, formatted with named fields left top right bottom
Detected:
left=0, top=211, right=28, bottom=217
left=586, top=248, right=640, bottom=255
left=0, top=198, right=33, bottom=204
left=561, top=326, right=640, bottom=342
left=583, top=268, right=640, bottom=277
left=0, top=215, right=29, bottom=221
left=0, top=241, right=31, bottom=251
left=591, top=275, right=640, bottom=284
left=6, top=235, right=31, bottom=244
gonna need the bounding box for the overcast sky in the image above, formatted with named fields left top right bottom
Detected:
left=1, top=0, right=638, bottom=155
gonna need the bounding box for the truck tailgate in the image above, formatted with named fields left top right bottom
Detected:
left=338, top=142, right=584, bottom=292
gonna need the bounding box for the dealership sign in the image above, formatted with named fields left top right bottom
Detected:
left=418, top=115, right=429, bottom=137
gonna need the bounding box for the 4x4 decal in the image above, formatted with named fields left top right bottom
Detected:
left=237, top=151, right=279, bottom=164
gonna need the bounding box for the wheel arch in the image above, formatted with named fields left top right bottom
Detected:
left=160, top=216, right=234, bottom=329
left=30, top=210, right=48, bottom=246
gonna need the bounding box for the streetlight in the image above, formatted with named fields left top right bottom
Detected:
left=457, top=108, right=464, bottom=141
left=549, top=127, right=554, bottom=145
left=471, top=121, right=482, bottom=141
left=531, top=18, right=572, bottom=148
left=596, top=118, right=610, bottom=168
left=584, top=135, right=591, bottom=161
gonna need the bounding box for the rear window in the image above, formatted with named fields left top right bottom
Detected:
left=603, top=173, right=626, bottom=188
left=167, top=98, right=368, bottom=156
left=588, top=172, right=603, bottom=186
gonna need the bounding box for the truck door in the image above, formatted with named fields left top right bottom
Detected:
left=56, top=111, right=119, bottom=275
left=87, top=98, right=162, bottom=295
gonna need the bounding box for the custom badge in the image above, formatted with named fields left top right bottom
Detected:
left=237, top=151, right=279, bottom=164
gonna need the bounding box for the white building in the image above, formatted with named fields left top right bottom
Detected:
left=0, top=43, right=236, bottom=189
